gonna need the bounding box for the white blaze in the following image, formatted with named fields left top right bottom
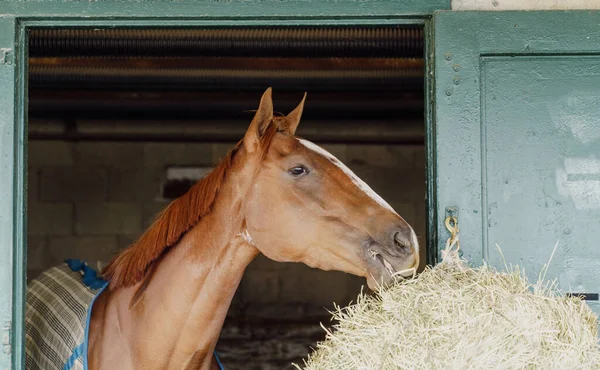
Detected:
left=297, top=138, right=397, bottom=214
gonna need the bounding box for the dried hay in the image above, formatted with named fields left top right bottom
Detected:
left=294, top=243, right=600, bottom=370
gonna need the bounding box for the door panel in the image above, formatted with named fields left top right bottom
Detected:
left=483, top=56, right=600, bottom=300
left=433, top=11, right=600, bottom=317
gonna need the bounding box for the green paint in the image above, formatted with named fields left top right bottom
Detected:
left=23, top=18, right=427, bottom=29
left=12, top=19, right=27, bottom=370
left=433, top=11, right=600, bottom=317
left=1, top=0, right=449, bottom=18
left=0, top=16, right=18, bottom=370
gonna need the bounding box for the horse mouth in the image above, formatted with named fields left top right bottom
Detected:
left=368, top=248, right=416, bottom=280
left=370, top=249, right=395, bottom=276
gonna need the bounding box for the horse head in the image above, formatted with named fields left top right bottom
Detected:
left=240, top=88, right=419, bottom=289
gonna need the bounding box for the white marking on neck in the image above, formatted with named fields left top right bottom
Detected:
left=297, top=138, right=397, bottom=214
left=237, top=229, right=256, bottom=246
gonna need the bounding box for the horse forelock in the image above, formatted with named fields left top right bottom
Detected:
left=102, top=122, right=279, bottom=291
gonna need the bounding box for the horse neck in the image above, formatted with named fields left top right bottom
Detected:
left=94, top=168, right=260, bottom=370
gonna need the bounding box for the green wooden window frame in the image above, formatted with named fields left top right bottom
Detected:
left=0, top=1, right=447, bottom=368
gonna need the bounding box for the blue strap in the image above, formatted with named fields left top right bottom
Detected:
left=214, top=351, right=225, bottom=370
left=65, top=259, right=107, bottom=289
left=83, top=284, right=108, bottom=370
left=62, top=343, right=84, bottom=370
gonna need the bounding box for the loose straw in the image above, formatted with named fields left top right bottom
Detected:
left=294, top=226, right=600, bottom=370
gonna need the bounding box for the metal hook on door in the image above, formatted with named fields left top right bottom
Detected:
left=444, top=215, right=461, bottom=253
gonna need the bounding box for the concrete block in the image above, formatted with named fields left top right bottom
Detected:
left=47, top=236, right=119, bottom=266
left=75, top=202, right=142, bottom=236
left=345, top=274, right=367, bottom=301
left=27, top=236, right=49, bottom=272
left=142, top=201, right=170, bottom=229
left=117, top=234, right=141, bottom=251
left=240, top=269, right=281, bottom=304
left=316, top=143, right=347, bottom=163
left=392, top=202, right=417, bottom=226
left=144, top=143, right=212, bottom=167
left=109, top=168, right=163, bottom=201
left=28, top=140, right=74, bottom=167
left=352, top=164, right=425, bottom=205
left=413, top=200, right=426, bottom=224
left=246, top=254, right=289, bottom=271
left=346, top=145, right=417, bottom=169
left=27, top=269, right=45, bottom=282
left=413, top=145, right=426, bottom=170
left=212, top=143, right=237, bottom=165
left=40, top=167, right=108, bottom=202
left=279, top=265, right=351, bottom=307
left=398, top=170, right=427, bottom=202
left=28, top=202, right=73, bottom=236
left=229, top=285, right=245, bottom=311
left=75, top=142, right=144, bottom=169
left=28, top=167, right=39, bottom=205
left=28, top=119, right=66, bottom=137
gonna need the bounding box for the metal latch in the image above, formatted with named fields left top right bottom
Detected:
left=445, top=206, right=459, bottom=220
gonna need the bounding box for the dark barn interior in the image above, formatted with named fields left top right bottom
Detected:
left=27, top=27, right=425, bottom=369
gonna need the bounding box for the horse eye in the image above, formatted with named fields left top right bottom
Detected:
left=288, top=166, right=309, bottom=177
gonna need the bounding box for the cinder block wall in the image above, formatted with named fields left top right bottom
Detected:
left=28, top=137, right=426, bottom=307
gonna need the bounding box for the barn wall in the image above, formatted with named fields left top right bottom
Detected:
left=27, top=121, right=426, bottom=308
left=452, top=0, right=600, bottom=10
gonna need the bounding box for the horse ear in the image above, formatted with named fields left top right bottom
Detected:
left=244, top=87, right=274, bottom=153
left=284, top=92, right=307, bottom=135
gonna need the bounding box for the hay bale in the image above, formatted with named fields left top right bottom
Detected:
left=294, top=248, right=600, bottom=370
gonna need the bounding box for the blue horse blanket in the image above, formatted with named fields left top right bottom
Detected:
left=25, top=260, right=224, bottom=370
left=25, top=260, right=107, bottom=370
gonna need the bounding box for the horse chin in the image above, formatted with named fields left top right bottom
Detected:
left=366, top=273, right=391, bottom=291
left=366, top=275, right=380, bottom=291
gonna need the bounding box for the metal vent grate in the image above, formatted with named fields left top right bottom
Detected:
left=28, top=27, right=424, bottom=92
left=27, top=26, right=425, bottom=143
left=29, top=27, right=423, bottom=58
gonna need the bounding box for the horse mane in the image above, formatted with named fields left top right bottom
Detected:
left=102, top=122, right=279, bottom=290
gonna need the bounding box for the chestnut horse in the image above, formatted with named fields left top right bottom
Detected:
left=27, top=88, right=419, bottom=370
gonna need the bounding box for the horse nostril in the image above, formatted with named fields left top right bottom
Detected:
left=393, top=231, right=412, bottom=254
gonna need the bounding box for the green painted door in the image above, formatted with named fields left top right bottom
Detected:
left=433, top=10, right=600, bottom=317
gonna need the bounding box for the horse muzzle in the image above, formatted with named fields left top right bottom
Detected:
left=363, top=225, right=419, bottom=290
